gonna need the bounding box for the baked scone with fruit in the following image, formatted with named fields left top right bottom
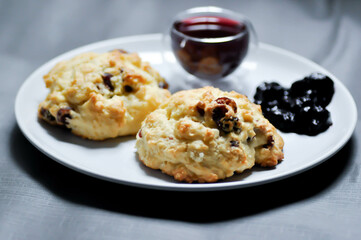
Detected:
left=136, top=86, right=284, bottom=183
left=38, top=49, right=170, bottom=140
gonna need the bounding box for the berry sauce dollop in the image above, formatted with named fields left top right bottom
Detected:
left=254, top=73, right=334, bottom=136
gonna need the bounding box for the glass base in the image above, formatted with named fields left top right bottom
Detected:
left=164, top=59, right=258, bottom=97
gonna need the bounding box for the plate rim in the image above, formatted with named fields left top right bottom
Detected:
left=15, top=33, right=358, bottom=191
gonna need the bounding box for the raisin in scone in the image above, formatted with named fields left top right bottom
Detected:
left=38, top=49, right=170, bottom=140
left=136, top=87, right=284, bottom=183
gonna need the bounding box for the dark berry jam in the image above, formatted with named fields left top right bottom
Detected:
left=254, top=73, right=334, bottom=136
left=171, top=16, right=249, bottom=80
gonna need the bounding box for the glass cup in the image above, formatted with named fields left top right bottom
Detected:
left=163, top=6, right=258, bottom=81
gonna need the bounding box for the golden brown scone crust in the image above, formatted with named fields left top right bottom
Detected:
left=136, top=87, right=284, bottom=183
left=38, top=49, right=170, bottom=140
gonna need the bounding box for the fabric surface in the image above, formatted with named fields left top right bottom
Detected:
left=1, top=0, right=360, bottom=239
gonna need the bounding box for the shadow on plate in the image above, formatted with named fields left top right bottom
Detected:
left=10, top=124, right=355, bottom=223
left=38, top=119, right=133, bottom=149
left=135, top=153, right=178, bottom=183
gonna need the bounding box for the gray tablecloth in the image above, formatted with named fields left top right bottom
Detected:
left=1, top=0, right=360, bottom=239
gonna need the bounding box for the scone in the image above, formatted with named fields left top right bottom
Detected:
left=136, top=87, right=284, bottom=183
left=38, top=49, right=170, bottom=140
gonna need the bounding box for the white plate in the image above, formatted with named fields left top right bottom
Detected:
left=15, top=34, right=357, bottom=191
